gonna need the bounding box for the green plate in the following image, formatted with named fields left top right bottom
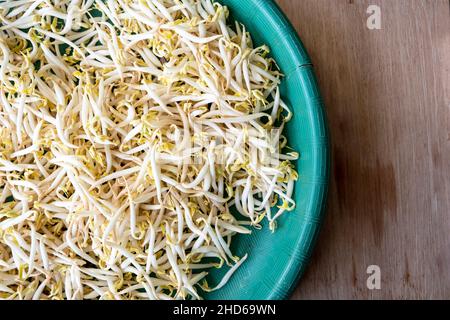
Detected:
left=204, top=0, right=330, bottom=300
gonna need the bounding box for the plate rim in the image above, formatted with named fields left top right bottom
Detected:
left=216, top=0, right=331, bottom=300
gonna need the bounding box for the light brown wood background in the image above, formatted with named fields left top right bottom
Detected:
left=275, top=0, right=450, bottom=299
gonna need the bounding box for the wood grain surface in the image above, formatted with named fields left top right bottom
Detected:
left=275, top=0, right=450, bottom=299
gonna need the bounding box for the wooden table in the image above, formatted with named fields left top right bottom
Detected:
left=275, top=0, right=450, bottom=299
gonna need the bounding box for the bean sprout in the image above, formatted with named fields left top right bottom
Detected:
left=0, top=0, right=298, bottom=300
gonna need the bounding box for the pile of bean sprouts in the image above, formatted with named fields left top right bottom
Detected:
left=0, top=0, right=298, bottom=300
